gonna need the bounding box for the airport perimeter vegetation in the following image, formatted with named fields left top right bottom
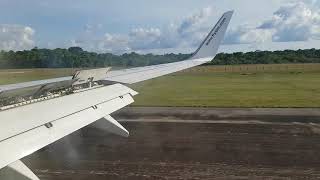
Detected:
left=0, top=63, right=319, bottom=108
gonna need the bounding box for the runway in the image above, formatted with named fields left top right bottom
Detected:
left=23, top=107, right=320, bottom=180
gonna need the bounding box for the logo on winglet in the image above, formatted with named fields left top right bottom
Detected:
left=205, top=17, right=226, bottom=46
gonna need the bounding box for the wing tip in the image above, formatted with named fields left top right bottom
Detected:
left=223, top=10, right=234, bottom=18
left=226, top=10, right=234, bottom=14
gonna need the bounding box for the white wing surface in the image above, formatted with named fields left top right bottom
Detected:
left=0, top=84, right=137, bottom=170
left=0, top=11, right=233, bottom=179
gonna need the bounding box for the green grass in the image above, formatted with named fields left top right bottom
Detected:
left=0, top=68, right=76, bottom=85
left=130, top=64, right=320, bottom=107
left=1, top=64, right=320, bottom=107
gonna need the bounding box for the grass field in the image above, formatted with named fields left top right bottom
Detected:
left=132, top=63, right=320, bottom=107
left=1, top=63, right=320, bottom=107
left=0, top=68, right=76, bottom=85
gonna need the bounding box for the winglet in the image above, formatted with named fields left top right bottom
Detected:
left=190, top=10, right=234, bottom=59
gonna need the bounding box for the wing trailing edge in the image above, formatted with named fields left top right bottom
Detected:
left=0, top=84, right=137, bottom=170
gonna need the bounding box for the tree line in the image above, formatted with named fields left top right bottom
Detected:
left=211, top=49, right=320, bottom=65
left=0, top=47, right=191, bottom=69
left=0, top=47, right=319, bottom=69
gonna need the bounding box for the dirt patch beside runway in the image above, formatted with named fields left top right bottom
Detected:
left=23, top=107, right=320, bottom=180
left=115, top=107, right=320, bottom=122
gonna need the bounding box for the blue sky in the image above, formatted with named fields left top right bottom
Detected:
left=0, top=0, right=319, bottom=54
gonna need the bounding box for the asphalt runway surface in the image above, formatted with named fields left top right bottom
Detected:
left=23, top=107, right=320, bottom=180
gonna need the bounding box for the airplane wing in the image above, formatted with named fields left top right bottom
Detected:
left=0, top=11, right=233, bottom=96
left=0, top=11, right=233, bottom=179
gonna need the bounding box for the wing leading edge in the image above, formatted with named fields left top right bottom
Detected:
left=0, top=10, right=233, bottom=96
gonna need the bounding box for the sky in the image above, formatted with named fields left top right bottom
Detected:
left=0, top=0, right=319, bottom=54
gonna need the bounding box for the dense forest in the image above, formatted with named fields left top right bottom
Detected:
left=0, top=47, right=319, bottom=69
left=211, top=49, right=320, bottom=65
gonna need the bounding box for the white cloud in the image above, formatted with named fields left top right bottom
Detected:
left=225, top=1, right=320, bottom=44
left=99, top=33, right=131, bottom=53
left=69, top=2, right=320, bottom=54
left=177, top=7, right=212, bottom=35
left=0, top=24, right=35, bottom=51
left=224, top=24, right=274, bottom=44
left=129, top=28, right=162, bottom=49
left=71, top=7, right=215, bottom=54
left=174, top=7, right=214, bottom=47
left=269, top=1, right=320, bottom=41
left=71, top=33, right=131, bottom=54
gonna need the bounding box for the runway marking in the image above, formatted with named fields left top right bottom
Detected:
left=118, top=119, right=317, bottom=126
left=0, top=71, right=27, bottom=74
